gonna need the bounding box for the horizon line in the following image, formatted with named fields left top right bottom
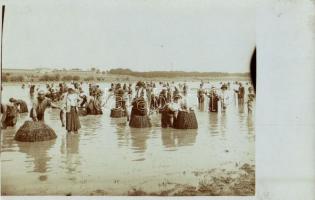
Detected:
left=2, top=67, right=250, bottom=73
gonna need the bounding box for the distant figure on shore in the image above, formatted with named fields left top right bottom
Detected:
left=9, top=98, right=28, bottom=113
left=1, top=102, right=18, bottom=129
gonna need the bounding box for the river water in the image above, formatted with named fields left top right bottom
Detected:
left=1, top=81, right=255, bottom=195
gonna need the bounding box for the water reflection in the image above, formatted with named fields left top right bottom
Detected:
left=198, top=102, right=205, bottom=112
left=115, top=122, right=129, bottom=148
left=17, top=139, right=56, bottom=173
left=247, top=115, right=255, bottom=136
left=60, top=134, right=81, bottom=174
left=80, top=115, right=103, bottom=137
left=1, top=127, right=18, bottom=151
left=219, top=112, right=227, bottom=136
left=161, top=128, right=197, bottom=149
left=129, top=128, right=150, bottom=154
left=209, top=112, right=220, bottom=136
left=238, top=103, right=245, bottom=113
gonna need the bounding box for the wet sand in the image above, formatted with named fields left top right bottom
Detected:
left=127, top=163, right=255, bottom=196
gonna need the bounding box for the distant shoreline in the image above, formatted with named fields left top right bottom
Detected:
left=2, top=68, right=251, bottom=83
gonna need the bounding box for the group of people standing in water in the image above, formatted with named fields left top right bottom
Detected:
left=197, top=81, right=255, bottom=113
left=1, top=80, right=255, bottom=132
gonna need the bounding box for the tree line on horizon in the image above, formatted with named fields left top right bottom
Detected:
left=107, top=68, right=250, bottom=78
left=1, top=73, right=101, bottom=82
left=1, top=67, right=250, bottom=82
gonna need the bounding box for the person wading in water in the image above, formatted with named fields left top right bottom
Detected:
left=1, top=102, right=18, bottom=129
left=237, top=82, right=245, bottom=110
left=207, top=86, right=219, bottom=112
left=247, top=86, right=255, bottom=114
left=114, top=83, right=129, bottom=121
left=64, top=87, right=81, bottom=133
left=30, top=90, right=60, bottom=122
left=9, top=98, right=28, bottom=113
left=197, top=83, right=205, bottom=110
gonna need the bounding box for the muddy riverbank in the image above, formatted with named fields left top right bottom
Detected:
left=126, top=163, right=255, bottom=196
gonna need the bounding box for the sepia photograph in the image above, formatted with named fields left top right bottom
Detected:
left=1, top=0, right=256, bottom=196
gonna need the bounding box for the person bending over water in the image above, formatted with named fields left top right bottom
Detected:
left=9, top=98, right=28, bottom=113
left=30, top=90, right=60, bottom=122
left=1, top=102, right=18, bottom=129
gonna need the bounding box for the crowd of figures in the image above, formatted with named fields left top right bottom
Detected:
left=1, top=80, right=255, bottom=132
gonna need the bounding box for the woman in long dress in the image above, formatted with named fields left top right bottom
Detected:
left=65, top=88, right=81, bottom=133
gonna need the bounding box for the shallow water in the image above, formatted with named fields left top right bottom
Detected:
left=1, top=82, right=255, bottom=195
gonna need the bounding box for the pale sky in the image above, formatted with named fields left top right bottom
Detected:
left=2, top=0, right=255, bottom=72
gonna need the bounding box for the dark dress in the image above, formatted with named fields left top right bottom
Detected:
left=161, top=106, right=174, bottom=128
left=238, top=86, right=245, bottom=105
left=66, top=107, right=81, bottom=132
left=209, top=93, right=219, bottom=112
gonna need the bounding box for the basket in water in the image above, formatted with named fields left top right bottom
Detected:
left=110, top=108, right=126, bottom=118
left=173, top=110, right=198, bottom=129
left=14, top=120, right=57, bottom=142
left=129, top=115, right=151, bottom=128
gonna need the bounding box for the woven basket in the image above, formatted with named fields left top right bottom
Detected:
left=129, top=115, right=151, bottom=128
left=173, top=111, right=198, bottom=129
left=110, top=108, right=126, bottom=118
left=15, top=121, right=57, bottom=142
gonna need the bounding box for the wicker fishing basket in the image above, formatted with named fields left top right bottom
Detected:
left=110, top=108, right=126, bottom=118
left=173, top=110, right=198, bottom=129
left=14, top=120, right=57, bottom=142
